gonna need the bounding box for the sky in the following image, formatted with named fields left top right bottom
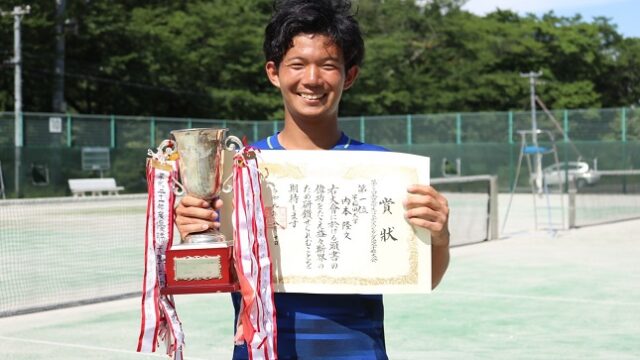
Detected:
left=462, top=0, right=640, bottom=38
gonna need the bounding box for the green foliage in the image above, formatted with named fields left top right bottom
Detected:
left=0, top=0, right=639, bottom=117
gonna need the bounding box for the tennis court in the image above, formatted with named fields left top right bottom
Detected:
left=1, top=194, right=638, bottom=359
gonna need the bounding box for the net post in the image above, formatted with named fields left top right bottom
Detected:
left=568, top=184, right=576, bottom=228
left=359, top=115, right=365, bottom=142
left=489, top=175, right=499, bottom=240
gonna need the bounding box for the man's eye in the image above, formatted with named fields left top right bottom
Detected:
left=323, top=64, right=338, bottom=70
left=289, top=63, right=304, bottom=69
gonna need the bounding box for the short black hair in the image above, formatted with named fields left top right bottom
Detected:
left=263, top=0, right=364, bottom=70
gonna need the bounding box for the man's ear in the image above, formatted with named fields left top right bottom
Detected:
left=265, top=61, right=280, bottom=88
left=343, top=66, right=359, bottom=90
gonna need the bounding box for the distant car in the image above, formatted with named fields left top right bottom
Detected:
left=542, top=162, right=600, bottom=188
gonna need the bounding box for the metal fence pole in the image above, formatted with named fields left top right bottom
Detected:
left=508, top=111, right=514, bottom=191
left=110, top=114, right=116, bottom=148
left=66, top=114, right=72, bottom=147
left=621, top=107, right=627, bottom=142
left=563, top=109, right=569, bottom=141
left=406, top=114, right=412, bottom=146
left=563, top=109, right=569, bottom=193
left=508, top=111, right=513, bottom=144
left=253, top=121, right=259, bottom=142
left=359, top=115, right=365, bottom=142
left=622, top=107, right=627, bottom=171
left=150, top=117, right=156, bottom=148
left=455, top=113, right=462, bottom=144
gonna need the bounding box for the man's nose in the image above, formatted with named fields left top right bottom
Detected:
left=302, top=65, right=322, bottom=86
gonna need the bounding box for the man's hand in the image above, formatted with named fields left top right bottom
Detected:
left=175, top=195, right=223, bottom=240
left=403, top=184, right=450, bottom=247
left=404, top=184, right=451, bottom=288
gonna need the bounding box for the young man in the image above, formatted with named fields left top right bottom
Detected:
left=175, top=0, right=450, bottom=358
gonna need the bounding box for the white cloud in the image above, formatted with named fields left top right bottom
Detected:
left=462, top=0, right=627, bottom=15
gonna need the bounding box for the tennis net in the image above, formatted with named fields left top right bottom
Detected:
left=1, top=174, right=498, bottom=316
left=431, top=175, right=499, bottom=246
left=0, top=194, right=149, bottom=317
left=569, top=170, right=640, bottom=227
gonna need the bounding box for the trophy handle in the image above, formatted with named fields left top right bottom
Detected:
left=221, top=175, right=233, bottom=194
left=173, top=179, right=186, bottom=197
left=225, top=135, right=243, bottom=151
left=222, top=135, right=243, bottom=193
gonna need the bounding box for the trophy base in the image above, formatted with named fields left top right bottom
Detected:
left=162, top=242, right=239, bottom=295
left=184, top=231, right=230, bottom=245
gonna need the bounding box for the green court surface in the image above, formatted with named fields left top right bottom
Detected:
left=1, top=216, right=638, bottom=359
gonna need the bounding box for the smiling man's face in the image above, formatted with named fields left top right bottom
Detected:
left=266, top=33, right=358, bottom=125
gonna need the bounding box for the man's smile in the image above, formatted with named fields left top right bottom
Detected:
left=298, top=92, right=326, bottom=100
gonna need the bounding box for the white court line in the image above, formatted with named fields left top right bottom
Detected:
left=439, top=290, right=640, bottom=307
left=0, top=335, right=207, bottom=360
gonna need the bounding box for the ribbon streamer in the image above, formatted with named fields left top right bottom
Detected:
left=233, top=148, right=278, bottom=359
left=138, top=145, right=185, bottom=359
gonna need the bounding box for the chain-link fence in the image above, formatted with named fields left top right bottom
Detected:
left=0, top=108, right=638, bottom=198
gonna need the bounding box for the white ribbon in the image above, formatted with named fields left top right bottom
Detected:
left=233, top=149, right=278, bottom=359
left=138, top=159, right=185, bottom=358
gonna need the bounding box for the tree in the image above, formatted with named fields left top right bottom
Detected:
left=1, top=0, right=639, bottom=118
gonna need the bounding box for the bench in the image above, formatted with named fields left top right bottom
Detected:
left=68, top=178, right=125, bottom=197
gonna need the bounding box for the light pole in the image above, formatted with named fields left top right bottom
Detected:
left=521, top=71, right=543, bottom=192
left=52, top=0, right=67, bottom=112
left=2, top=5, right=30, bottom=197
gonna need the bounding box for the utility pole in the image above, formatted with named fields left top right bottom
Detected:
left=2, top=5, right=31, bottom=197
left=52, top=0, right=66, bottom=112
left=521, top=71, right=543, bottom=192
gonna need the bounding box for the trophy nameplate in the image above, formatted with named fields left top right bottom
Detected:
left=162, top=243, right=238, bottom=294
left=174, top=255, right=222, bottom=281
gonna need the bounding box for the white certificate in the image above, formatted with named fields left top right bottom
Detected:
left=221, top=150, right=431, bottom=294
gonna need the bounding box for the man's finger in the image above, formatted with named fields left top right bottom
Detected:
left=179, top=223, right=214, bottom=239
left=212, top=198, right=223, bottom=210
left=407, top=185, right=447, bottom=204
left=406, top=217, right=445, bottom=233
left=403, top=194, right=442, bottom=211
left=405, top=206, right=442, bottom=223
left=180, top=195, right=212, bottom=208
left=176, top=205, right=218, bottom=220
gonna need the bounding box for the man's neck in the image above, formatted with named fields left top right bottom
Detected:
left=278, top=117, right=341, bottom=150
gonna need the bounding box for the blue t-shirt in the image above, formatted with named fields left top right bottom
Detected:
left=231, top=132, right=389, bottom=360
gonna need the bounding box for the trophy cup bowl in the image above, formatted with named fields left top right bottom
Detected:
left=171, top=128, right=241, bottom=245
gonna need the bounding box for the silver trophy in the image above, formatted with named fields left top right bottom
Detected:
left=171, top=128, right=242, bottom=244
